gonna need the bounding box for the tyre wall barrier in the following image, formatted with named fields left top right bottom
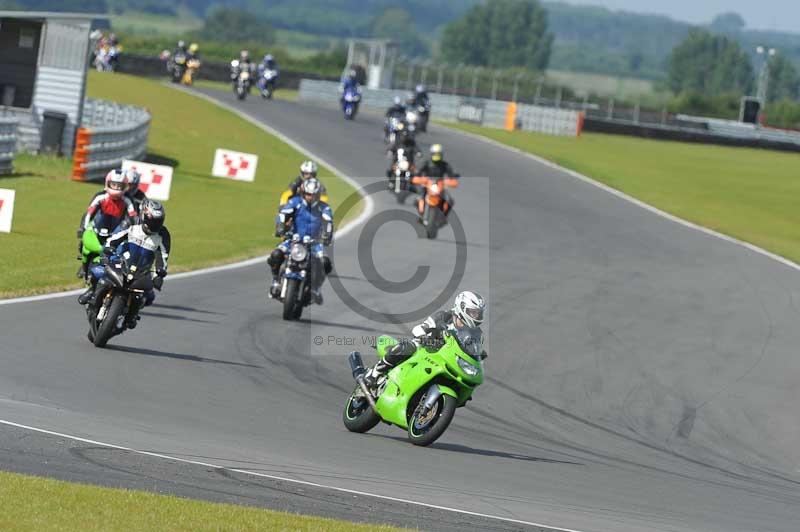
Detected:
left=0, top=118, right=18, bottom=175
left=71, top=99, right=151, bottom=182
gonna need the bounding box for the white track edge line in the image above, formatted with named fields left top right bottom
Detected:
left=0, top=418, right=586, bottom=532
left=0, top=88, right=374, bottom=306
left=436, top=122, right=800, bottom=274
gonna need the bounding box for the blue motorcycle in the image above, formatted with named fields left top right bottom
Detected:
left=277, top=233, right=321, bottom=320
left=85, top=240, right=161, bottom=348
left=342, top=85, right=361, bottom=120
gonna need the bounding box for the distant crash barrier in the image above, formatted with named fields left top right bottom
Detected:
left=0, top=118, right=19, bottom=175
left=71, top=99, right=151, bottom=182
left=298, top=79, right=583, bottom=137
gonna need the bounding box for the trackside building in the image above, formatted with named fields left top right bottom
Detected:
left=0, top=11, right=101, bottom=154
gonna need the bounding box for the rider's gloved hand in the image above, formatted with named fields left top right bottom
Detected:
left=156, top=268, right=167, bottom=278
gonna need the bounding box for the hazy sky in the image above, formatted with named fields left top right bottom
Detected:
left=560, top=0, right=800, bottom=33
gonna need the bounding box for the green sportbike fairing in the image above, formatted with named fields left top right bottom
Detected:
left=344, top=328, right=485, bottom=446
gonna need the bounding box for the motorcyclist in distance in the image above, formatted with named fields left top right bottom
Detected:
left=384, top=96, right=407, bottom=140
left=413, top=84, right=430, bottom=110
left=187, top=42, right=200, bottom=60
left=173, top=40, right=187, bottom=57
left=231, top=50, right=253, bottom=81
left=280, top=160, right=329, bottom=206
left=363, top=291, right=487, bottom=389
left=413, top=143, right=459, bottom=216
left=260, top=53, right=278, bottom=74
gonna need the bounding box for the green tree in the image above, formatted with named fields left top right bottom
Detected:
left=710, top=12, right=746, bottom=34
left=766, top=54, right=800, bottom=102
left=200, top=7, right=275, bottom=45
left=370, top=8, right=428, bottom=58
left=441, top=0, right=552, bottom=70
left=667, top=29, right=753, bottom=96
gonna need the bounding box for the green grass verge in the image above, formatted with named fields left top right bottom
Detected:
left=444, top=122, right=800, bottom=263
left=0, top=470, right=409, bottom=532
left=192, top=79, right=298, bottom=101
left=0, top=71, right=359, bottom=298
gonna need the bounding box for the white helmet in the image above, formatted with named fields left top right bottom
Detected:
left=302, top=177, right=322, bottom=206
left=104, top=169, right=128, bottom=199
left=453, top=291, right=486, bottom=328
left=300, top=160, right=318, bottom=178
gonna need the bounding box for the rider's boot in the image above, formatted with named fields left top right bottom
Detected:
left=363, top=359, right=393, bottom=390
left=77, top=286, right=93, bottom=305
left=269, top=278, right=281, bottom=299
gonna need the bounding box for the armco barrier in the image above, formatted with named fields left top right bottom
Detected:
left=0, top=118, right=18, bottom=175
left=71, top=99, right=151, bottom=182
left=298, top=79, right=582, bottom=137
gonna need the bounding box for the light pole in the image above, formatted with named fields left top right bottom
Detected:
left=756, top=46, right=776, bottom=105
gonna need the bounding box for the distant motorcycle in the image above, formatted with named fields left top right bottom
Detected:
left=94, top=46, right=120, bottom=72
left=384, top=116, right=403, bottom=144
left=416, top=103, right=431, bottom=132
left=342, top=85, right=361, bottom=119
left=387, top=148, right=416, bottom=204
left=274, top=233, right=321, bottom=320
left=411, top=174, right=460, bottom=239
left=169, top=52, right=187, bottom=83
left=231, top=59, right=251, bottom=100
left=258, top=68, right=279, bottom=99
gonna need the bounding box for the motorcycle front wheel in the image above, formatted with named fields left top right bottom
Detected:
left=343, top=387, right=381, bottom=433
left=282, top=279, right=301, bottom=321
left=407, top=389, right=456, bottom=446
left=93, top=294, right=127, bottom=348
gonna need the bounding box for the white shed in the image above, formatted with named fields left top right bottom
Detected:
left=0, top=11, right=102, bottom=155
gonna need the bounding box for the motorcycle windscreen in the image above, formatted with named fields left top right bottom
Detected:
left=453, top=327, right=484, bottom=360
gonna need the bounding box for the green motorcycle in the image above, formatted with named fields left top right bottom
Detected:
left=79, top=215, right=125, bottom=281
left=344, top=328, right=485, bottom=446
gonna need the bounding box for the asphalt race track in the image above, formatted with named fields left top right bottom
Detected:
left=1, top=87, right=799, bottom=532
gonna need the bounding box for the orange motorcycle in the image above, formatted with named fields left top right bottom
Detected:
left=410, top=174, right=459, bottom=239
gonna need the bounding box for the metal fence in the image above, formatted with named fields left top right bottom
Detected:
left=72, top=99, right=151, bottom=182
left=299, top=79, right=582, bottom=136
left=0, top=118, right=18, bottom=175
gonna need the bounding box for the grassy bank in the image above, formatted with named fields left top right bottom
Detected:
left=0, top=72, right=359, bottom=298
left=446, top=123, right=800, bottom=263
left=0, top=470, right=407, bottom=532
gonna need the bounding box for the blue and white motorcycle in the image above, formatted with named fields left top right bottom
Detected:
left=342, top=85, right=362, bottom=120
left=85, top=240, right=163, bottom=348
left=258, top=68, right=279, bottom=99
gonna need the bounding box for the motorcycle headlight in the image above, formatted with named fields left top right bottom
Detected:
left=457, top=356, right=480, bottom=377
left=241, top=71, right=250, bottom=79
left=290, top=243, right=308, bottom=262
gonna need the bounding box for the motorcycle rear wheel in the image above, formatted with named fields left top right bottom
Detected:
left=343, top=387, right=380, bottom=433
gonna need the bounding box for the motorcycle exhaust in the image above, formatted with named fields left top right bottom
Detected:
left=348, top=351, right=365, bottom=379
left=349, top=351, right=378, bottom=411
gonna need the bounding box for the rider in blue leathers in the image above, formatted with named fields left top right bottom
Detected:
left=268, top=178, right=333, bottom=304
